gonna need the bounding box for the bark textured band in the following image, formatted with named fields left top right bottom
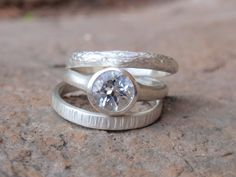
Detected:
left=67, top=51, right=178, bottom=77
left=52, top=83, right=163, bottom=130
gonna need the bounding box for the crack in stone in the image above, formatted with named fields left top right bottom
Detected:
left=166, top=131, right=202, bottom=177
left=51, top=134, right=67, bottom=151
left=203, top=61, right=226, bottom=73
left=51, top=64, right=66, bottom=68
left=221, top=152, right=234, bottom=157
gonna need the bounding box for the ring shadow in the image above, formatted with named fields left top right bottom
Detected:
left=151, top=94, right=222, bottom=128
left=55, top=93, right=219, bottom=133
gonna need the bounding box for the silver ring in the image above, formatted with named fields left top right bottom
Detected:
left=51, top=82, right=163, bottom=130
left=64, top=68, right=168, bottom=100
left=64, top=67, right=167, bottom=115
left=64, top=51, right=177, bottom=116
left=67, top=51, right=178, bottom=78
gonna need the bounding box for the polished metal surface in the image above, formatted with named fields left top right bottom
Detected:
left=64, top=69, right=168, bottom=101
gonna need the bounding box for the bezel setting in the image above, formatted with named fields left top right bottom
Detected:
left=87, top=68, right=138, bottom=116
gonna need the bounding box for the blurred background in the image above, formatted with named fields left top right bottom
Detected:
left=0, top=0, right=163, bottom=17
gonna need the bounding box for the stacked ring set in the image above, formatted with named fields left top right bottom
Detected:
left=52, top=51, right=178, bottom=130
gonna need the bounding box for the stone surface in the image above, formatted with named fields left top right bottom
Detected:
left=90, top=69, right=135, bottom=113
left=0, top=0, right=236, bottom=177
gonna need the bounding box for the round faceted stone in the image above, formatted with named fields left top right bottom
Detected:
left=90, top=69, right=136, bottom=113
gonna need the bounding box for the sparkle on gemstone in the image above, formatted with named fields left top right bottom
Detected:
left=90, top=70, right=135, bottom=112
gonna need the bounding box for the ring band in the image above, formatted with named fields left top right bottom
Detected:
left=64, top=69, right=168, bottom=101
left=67, top=51, right=178, bottom=78
left=64, top=51, right=177, bottom=116
left=52, top=82, right=163, bottom=130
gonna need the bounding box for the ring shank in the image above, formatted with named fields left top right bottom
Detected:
left=67, top=51, right=178, bottom=76
left=64, top=69, right=168, bottom=101
left=52, top=83, right=163, bottom=130
left=72, top=68, right=170, bottom=78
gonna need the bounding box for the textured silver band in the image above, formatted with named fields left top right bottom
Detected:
left=67, top=51, right=178, bottom=78
left=51, top=82, right=163, bottom=130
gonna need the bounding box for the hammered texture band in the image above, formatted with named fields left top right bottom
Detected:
left=52, top=83, right=163, bottom=130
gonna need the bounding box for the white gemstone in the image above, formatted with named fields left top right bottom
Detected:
left=91, top=70, right=135, bottom=112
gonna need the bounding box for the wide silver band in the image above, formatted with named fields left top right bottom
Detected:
left=52, top=82, right=163, bottom=130
left=67, top=51, right=178, bottom=78
left=64, top=69, right=168, bottom=101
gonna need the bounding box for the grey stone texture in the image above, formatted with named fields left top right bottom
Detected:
left=0, top=0, right=236, bottom=176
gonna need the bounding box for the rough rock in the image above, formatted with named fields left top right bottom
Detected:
left=0, top=0, right=236, bottom=176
